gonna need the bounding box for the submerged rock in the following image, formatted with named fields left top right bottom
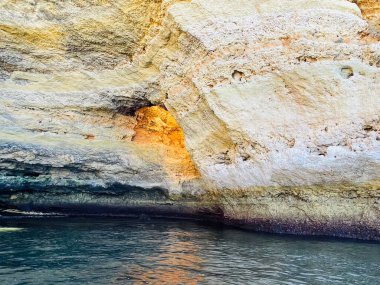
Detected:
left=0, top=0, right=379, bottom=240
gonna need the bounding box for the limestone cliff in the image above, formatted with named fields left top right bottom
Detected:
left=0, top=0, right=379, bottom=240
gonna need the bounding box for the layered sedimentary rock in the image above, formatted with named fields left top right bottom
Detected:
left=0, top=0, right=379, bottom=240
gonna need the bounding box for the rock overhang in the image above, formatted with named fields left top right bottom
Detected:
left=0, top=0, right=379, bottom=240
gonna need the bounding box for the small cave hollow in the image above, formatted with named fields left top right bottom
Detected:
left=340, top=66, right=354, bottom=79
left=132, top=106, right=200, bottom=181
left=232, top=70, right=245, bottom=81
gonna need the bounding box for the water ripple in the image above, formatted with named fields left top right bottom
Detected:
left=0, top=218, right=379, bottom=285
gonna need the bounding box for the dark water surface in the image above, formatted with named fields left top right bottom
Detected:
left=0, top=217, right=379, bottom=285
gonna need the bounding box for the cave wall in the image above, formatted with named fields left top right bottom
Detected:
left=0, top=0, right=379, bottom=239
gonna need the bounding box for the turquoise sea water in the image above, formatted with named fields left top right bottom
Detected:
left=0, top=217, right=379, bottom=285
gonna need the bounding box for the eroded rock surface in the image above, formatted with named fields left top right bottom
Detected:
left=0, top=0, right=379, bottom=240
left=351, top=0, right=380, bottom=33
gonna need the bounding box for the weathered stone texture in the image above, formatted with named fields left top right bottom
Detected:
left=0, top=0, right=379, bottom=239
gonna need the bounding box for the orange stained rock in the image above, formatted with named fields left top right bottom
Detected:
left=360, top=32, right=379, bottom=44
left=84, top=134, right=95, bottom=140
left=353, top=0, right=380, bottom=31
left=133, top=106, right=200, bottom=181
left=354, top=0, right=380, bottom=18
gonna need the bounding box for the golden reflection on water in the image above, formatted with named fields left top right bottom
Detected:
left=111, top=231, right=204, bottom=285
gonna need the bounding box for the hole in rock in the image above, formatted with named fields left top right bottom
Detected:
left=232, top=70, right=245, bottom=81
left=340, top=66, right=354, bottom=79
left=84, top=134, right=95, bottom=140
left=363, top=125, right=374, bottom=131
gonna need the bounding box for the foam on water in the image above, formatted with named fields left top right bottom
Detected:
left=2, top=209, right=66, bottom=216
left=0, top=227, right=24, bottom=232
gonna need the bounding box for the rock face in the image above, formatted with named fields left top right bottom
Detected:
left=0, top=0, right=379, bottom=240
left=351, top=0, right=380, bottom=33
